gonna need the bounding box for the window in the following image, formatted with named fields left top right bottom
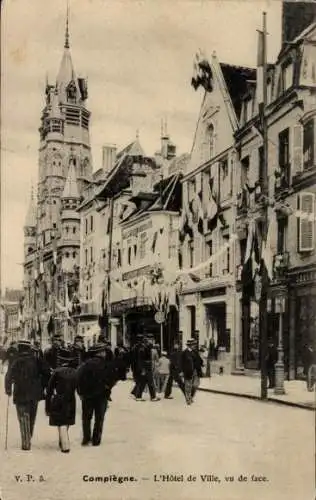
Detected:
left=139, top=232, right=147, bottom=260
left=258, top=146, right=264, bottom=187
left=206, top=240, right=213, bottom=277
left=89, top=283, right=93, bottom=300
left=85, top=249, right=88, bottom=266
left=73, top=227, right=76, bottom=234
left=65, top=252, right=69, bottom=258
left=117, top=248, right=122, bottom=267
left=223, top=235, right=230, bottom=274
left=66, top=226, right=69, bottom=234
left=219, top=157, right=230, bottom=200
left=241, top=156, right=250, bottom=188
left=277, top=218, right=287, bottom=254
left=90, top=247, right=93, bottom=263
left=85, top=218, right=88, bottom=235
left=208, top=124, right=215, bottom=158
left=90, top=215, right=94, bottom=232
left=168, top=230, right=177, bottom=259
left=188, top=239, right=194, bottom=268
left=128, top=247, right=132, bottom=265
left=303, top=119, right=314, bottom=170
left=278, top=128, right=290, bottom=187
left=53, top=223, right=57, bottom=229
left=282, top=61, right=293, bottom=92
left=72, top=251, right=76, bottom=259
left=85, top=286, right=89, bottom=301
left=298, top=192, right=315, bottom=252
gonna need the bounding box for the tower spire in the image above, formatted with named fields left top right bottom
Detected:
left=65, top=1, right=70, bottom=49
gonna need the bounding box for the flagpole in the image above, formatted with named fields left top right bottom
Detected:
left=259, top=11, right=268, bottom=401
left=106, top=195, right=115, bottom=341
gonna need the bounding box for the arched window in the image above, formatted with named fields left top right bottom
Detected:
left=208, top=124, right=215, bottom=158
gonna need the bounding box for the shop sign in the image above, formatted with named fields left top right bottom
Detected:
left=154, top=311, right=165, bottom=324
left=122, top=220, right=152, bottom=240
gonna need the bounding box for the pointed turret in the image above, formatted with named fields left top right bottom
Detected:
left=62, top=160, right=80, bottom=200
left=56, top=7, right=80, bottom=104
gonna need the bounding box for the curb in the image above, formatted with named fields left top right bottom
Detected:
left=198, top=386, right=315, bottom=411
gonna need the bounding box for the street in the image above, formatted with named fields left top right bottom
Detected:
left=0, top=378, right=314, bottom=500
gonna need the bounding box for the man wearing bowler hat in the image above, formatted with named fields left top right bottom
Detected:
left=77, top=343, right=121, bottom=446
left=5, top=340, right=51, bottom=450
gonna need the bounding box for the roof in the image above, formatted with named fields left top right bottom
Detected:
left=116, top=139, right=144, bottom=160
left=220, top=63, right=256, bottom=119
left=56, top=47, right=80, bottom=103
left=62, top=162, right=79, bottom=199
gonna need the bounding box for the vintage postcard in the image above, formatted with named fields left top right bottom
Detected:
left=0, top=0, right=315, bottom=499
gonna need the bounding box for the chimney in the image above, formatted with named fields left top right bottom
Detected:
left=102, top=144, right=117, bottom=174
left=282, top=1, right=316, bottom=47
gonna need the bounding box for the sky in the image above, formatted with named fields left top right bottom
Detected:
left=1, top=0, right=283, bottom=291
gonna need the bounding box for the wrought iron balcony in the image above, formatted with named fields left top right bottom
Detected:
left=273, top=251, right=290, bottom=279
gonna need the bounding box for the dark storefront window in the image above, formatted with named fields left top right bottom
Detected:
left=295, top=294, right=316, bottom=378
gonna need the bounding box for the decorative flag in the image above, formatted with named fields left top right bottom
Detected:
left=207, top=177, right=218, bottom=232
left=191, top=50, right=213, bottom=92
left=261, top=209, right=276, bottom=281
left=257, top=29, right=265, bottom=132
left=151, top=232, right=158, bottom=253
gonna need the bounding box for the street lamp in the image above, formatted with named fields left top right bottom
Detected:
left=274, top=294, right=286, bottom=395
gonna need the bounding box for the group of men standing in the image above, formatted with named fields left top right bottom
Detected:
left=130, top=335, right=204, bottom=405
left=4, top=334, right=129, bottom=453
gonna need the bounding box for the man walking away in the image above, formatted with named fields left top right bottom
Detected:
left=266, top=339, right=278, bottom=389
left=135, top=337, right=160, bottom=402
left=77, top=343, right=122, bottom=446
left=45, top=348, right=77, bottom=453
left=71, top=335, right=86, bottom=368
left=5, top=340, right=51, bottom=450
left=191, top=341, right=204, bottom=401
left=164, top=343, right=185, bottom=399
left=44, top=334, right=63, bottom=370
left=181, top=339, right=197, bottom=405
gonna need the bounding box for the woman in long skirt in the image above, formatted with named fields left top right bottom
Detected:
left=45, top=348, right=77, bottom=453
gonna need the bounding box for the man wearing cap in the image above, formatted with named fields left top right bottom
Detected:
left=76, top=343, right=121, bottom=446
left=5, top=340, right=51, bottom=450
left=164, top=343, right=185, bottom=399
left=181, top=339, right=199, bottom=405
left=44, top=334, right=63, bottom=370
left=71, top=335, right=86, bottom=368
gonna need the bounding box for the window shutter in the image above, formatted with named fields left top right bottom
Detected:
left=298, top=192, right=315, bottom=252
left=292, top=125, right=303, bottom=174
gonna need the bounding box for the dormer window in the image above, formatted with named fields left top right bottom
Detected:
left=279, top=60, right=294, bottom=95
left=66, top=80, right=77, bottom=103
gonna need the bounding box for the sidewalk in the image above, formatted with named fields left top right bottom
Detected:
left=198, top=374, right=315, bottom=411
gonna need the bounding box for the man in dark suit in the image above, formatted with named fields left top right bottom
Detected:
left=77, top=343, right=125, bottom=446
left=164, top=343, right=185, bottom=399
left=5, top=340, right=51, bottom=450
left=44, top=334, right=63, bottom=370
left=181, top=338, right=199, bottom=405
left=71, top=335, right=86, bottom=367
left=134, top=336, right=160, bottom=402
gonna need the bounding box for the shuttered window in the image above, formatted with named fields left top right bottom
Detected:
left=297, top=192, right=315, bottom=252
left=303, top=119, right=314, bottom=170
left=292, top=125, right=303, bottom=174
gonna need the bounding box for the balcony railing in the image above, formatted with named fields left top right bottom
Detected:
left=273, top=251, right=290, bottom=279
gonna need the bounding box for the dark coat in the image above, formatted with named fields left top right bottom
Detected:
left=5, top=353, right=51, bottom=405
left=192, top=350, right=204, bottom=378
left=5, top=346, right=18, bottom=367
left=169, top=349, right=182, bottom=373
left=71, top=345, right=86, bottom=368
left=43, top=346, right=60, bottom=370
left=181, top=349, right=195, bottom=379
left=45, top=366, right=77, bottom=427
left=77, top=356, right=126, bottom=400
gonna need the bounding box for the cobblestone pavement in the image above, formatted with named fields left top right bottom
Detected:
left=0, top=377, right=314, bottom=500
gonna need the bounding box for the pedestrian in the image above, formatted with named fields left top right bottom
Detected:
left=32, top=340, right=44, bottom=360
left=76, top=343, right=124, bottom=446
left=181, top=338, right=198, bottom=405
left=4, top=340, right=51, bottom=450
left=0, top=343, right=6, bottom=374
left=266, top=339, right=277, bottom=389
left=44, top=334, right=63, bottom=370
left=164, top=342, right=185, bottom=399
left=71, top=335, right=86, bottom=367
left=191, top=341, right=204, bottom=400
left=152, top=342, right=160, bottom=392
left=157, top=351, right=170, bottom=395
left=130, top=335, right=143, bottom=398
left=135, top=337, right=160, bottom=402
left=45, top=348, right=77, bottom=453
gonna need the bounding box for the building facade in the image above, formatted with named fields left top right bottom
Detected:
left=23, top=18, right=92, bottom=344
left=235, top=20, right=316, bottom=379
